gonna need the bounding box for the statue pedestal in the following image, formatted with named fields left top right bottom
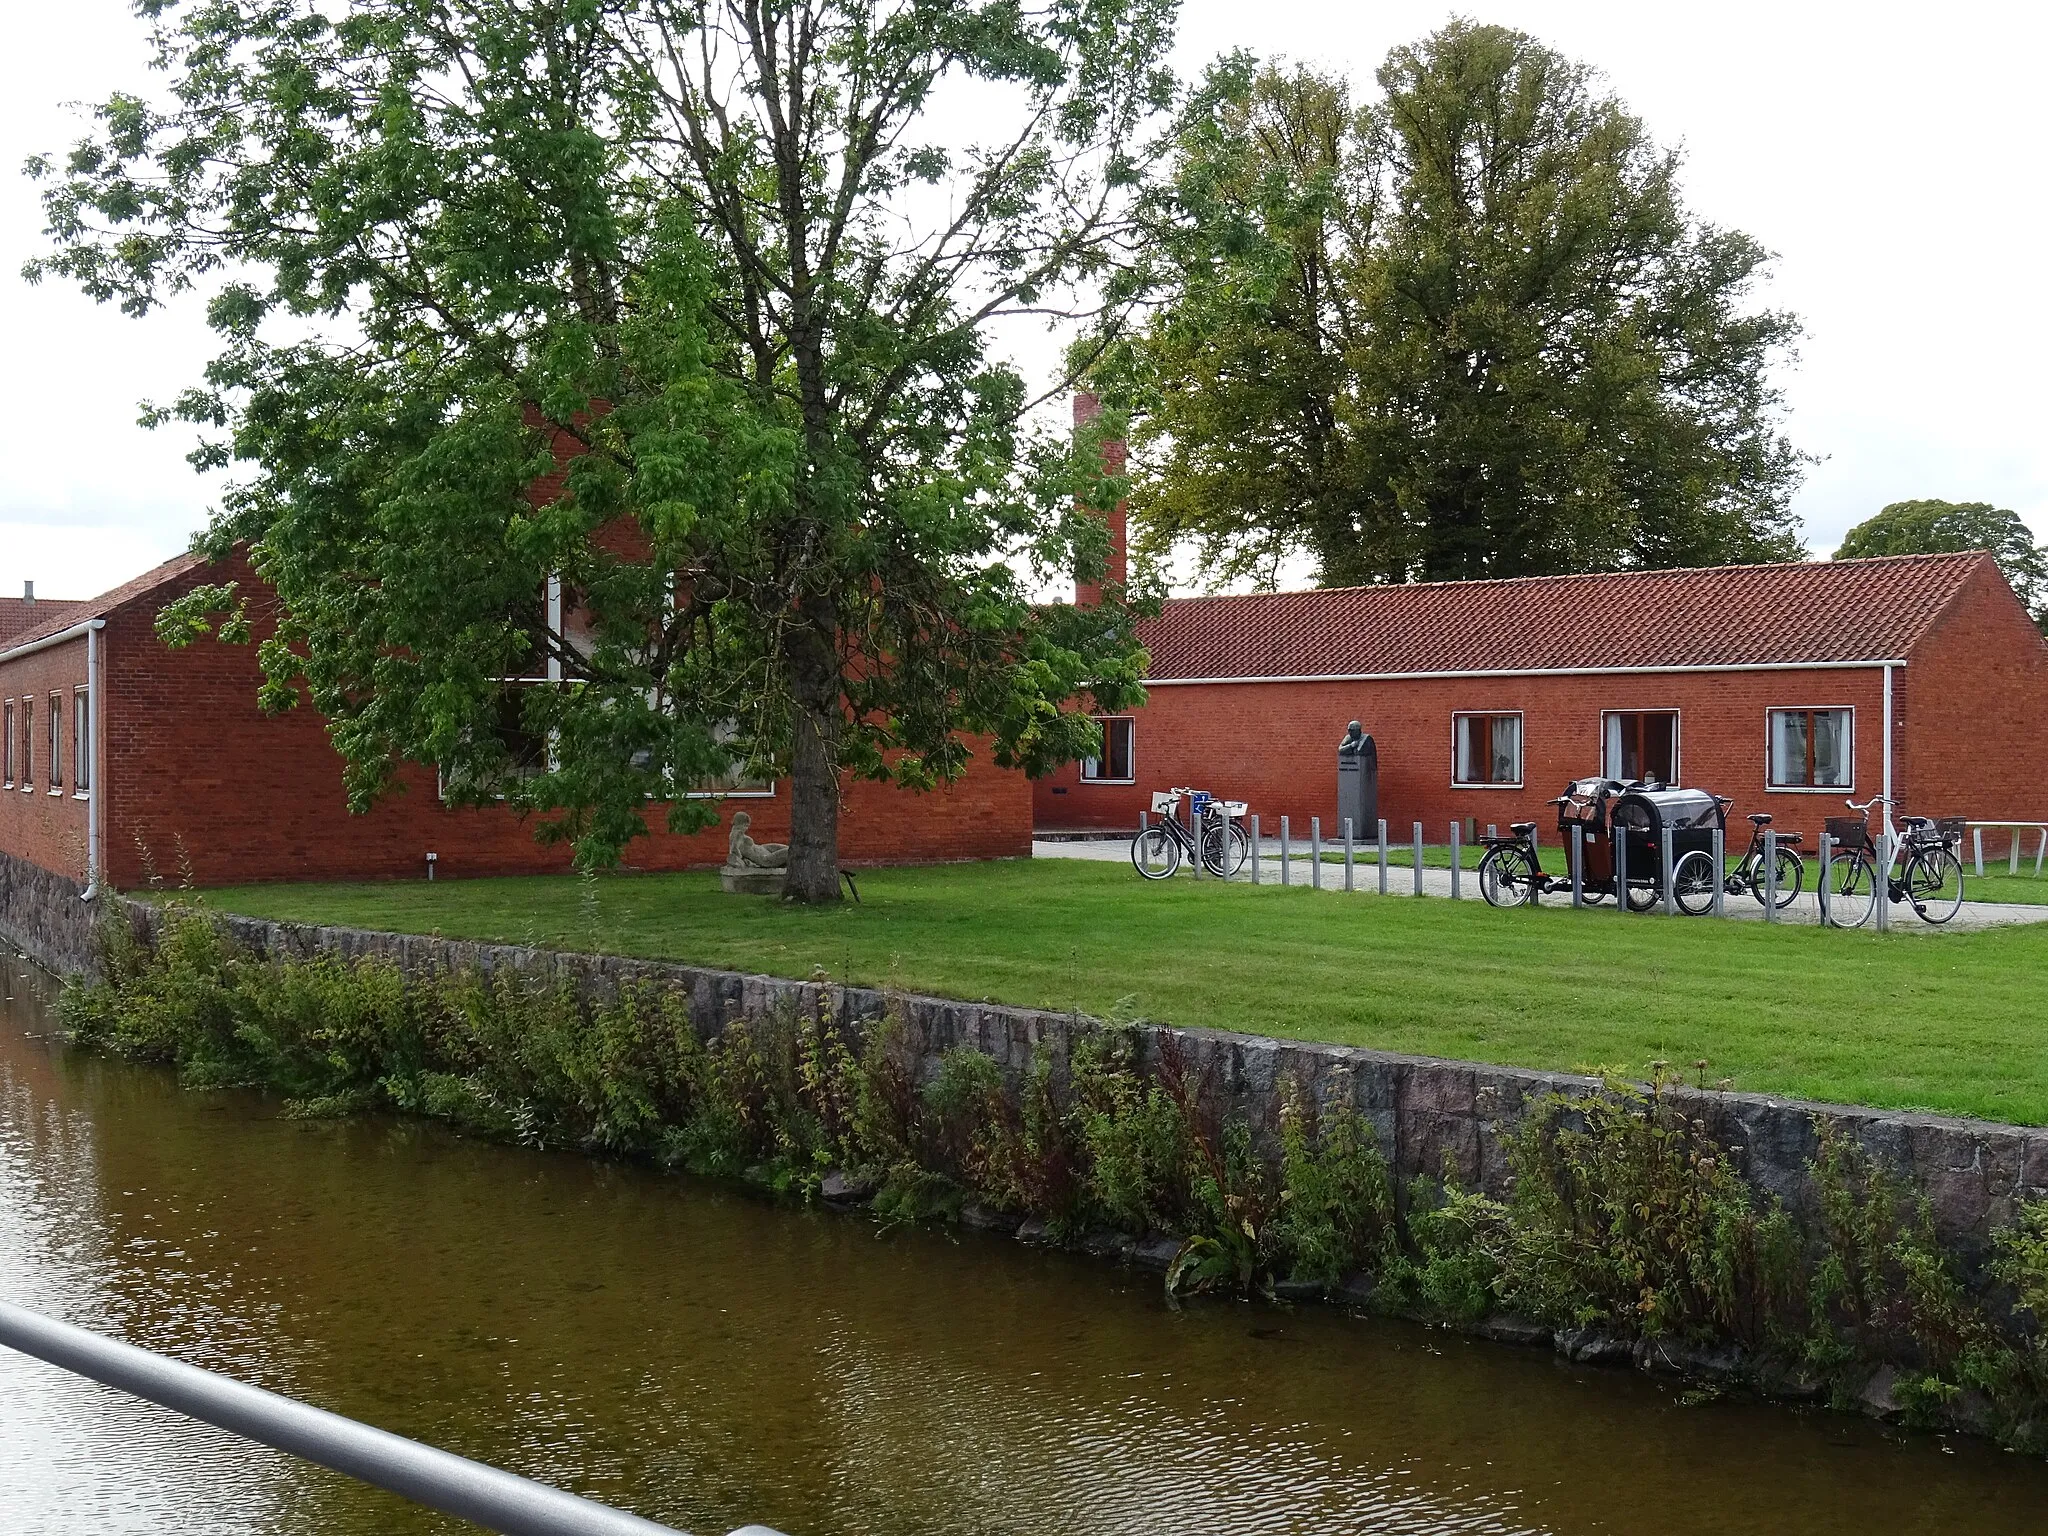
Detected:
left=720, top=864, right=787, bottom=896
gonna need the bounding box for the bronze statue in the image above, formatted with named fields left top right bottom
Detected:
left=726, top=811, right=789, bottom=869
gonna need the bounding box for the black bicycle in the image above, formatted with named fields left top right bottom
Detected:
left=1132, top=788, right=1250, bottom=879
left=1477, top=815, right=1600, bottom=907
left=1821, top=796, right=1966, bottom=927
left=1681, top=802, right=1802, bottom=914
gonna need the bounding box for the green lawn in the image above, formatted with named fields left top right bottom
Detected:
left=200, top=859, right=2048, bottom=1125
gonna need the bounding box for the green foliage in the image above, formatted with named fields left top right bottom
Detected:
left=28, top=0, right=1174, bottom=897
left=1268, top=1077, right=1396, bottom=1287
left=1108, top=25, right=1807, bottom=587
left=1834, top=500, right=2048, bottom=628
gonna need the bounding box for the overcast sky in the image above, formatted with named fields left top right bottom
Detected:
left=3, top=0, right=2043, bottom=602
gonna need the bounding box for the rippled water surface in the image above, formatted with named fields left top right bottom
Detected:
left=4, top=963, right=2048, bottom=1535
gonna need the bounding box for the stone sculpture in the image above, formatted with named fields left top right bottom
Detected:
left=721, top=811, right=790, bottom=894
left=1338, top=720, right=1367, bottom=756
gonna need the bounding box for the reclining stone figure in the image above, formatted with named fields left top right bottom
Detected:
left=726, top=811, right=789, bottom=870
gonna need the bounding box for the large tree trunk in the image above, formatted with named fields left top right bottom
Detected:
left=782, top=613, right=844, bottom=903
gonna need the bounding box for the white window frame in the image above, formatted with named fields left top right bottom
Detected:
left=1449, top=710, right=1524, bottom=789
left=2, top=698, right=12, bottom=787
left=48, top=692, right=62, bottom=793
left=1765, top=705, right=1855, bottom=793
left=18, top=695, right=30, bottom=793
left=1078, top=715, right=1137, bottom=784
left=73, top=687, right=91, bottom=799
left=1601, top=708, right=1682, bottom=784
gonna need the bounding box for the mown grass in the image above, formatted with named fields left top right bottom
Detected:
left=200, top=858, right=2048, bottom=1125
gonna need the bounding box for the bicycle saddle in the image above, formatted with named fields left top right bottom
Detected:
left=1900, top=814, right=1933, bottom=829
left=1509, top=821, right=1537, bottom=836
left=1747, top=812, right=1772, bottom=825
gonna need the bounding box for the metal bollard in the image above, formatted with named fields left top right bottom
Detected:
left=1818, top=833, right=1832, bottom=926
left=1190, top=801, right=1201, bottom=881
left=1311, top=817, right=1323, bottom=890
left=1763, top=830, right=1777, bottom=921
left=1450, top=821, right=1462, bottom=900
left=1711, top=827, right=1725, bottom=917
left=1661, top=826, right=1675, bottom=915
left=1974, top=827, right=1985, bottom=877
left=1251, top=814, right=1261, bottom=885
left=1875, top=832, right=1890, bottom=932
left=1570, top=823, right=1584, bottom=908
left=1616, top=828, right=1629, bottom=914
left=1281, top=816, right=1291, bottom=886
left=1343, top=818, right=1355, bottom=892
left=1412, top=822, right=1425, bottom=897
left=1377, top=819, right=1389, bottom=896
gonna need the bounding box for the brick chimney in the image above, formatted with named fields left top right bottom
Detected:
left=1073, top=392, right=1128, bottom=607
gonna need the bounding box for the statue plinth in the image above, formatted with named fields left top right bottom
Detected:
left=719, top=865, right=787, bottom=896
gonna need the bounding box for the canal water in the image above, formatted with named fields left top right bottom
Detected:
left=4, top=965, right=2047, bottom=1535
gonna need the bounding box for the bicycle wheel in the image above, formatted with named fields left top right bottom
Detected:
left=1203, top=821, right=1251, bottom=877
left=1131, top=826, right=1181, bottom=880
left=1904, top=846, right=1964, bottom=924
left=1748, top=847, right=1804, bottom=910
left=1823, top=850, right=1877, bottom=928
left=1478, top=846, right=1537, bottom=908
left=1672, top=850, right=1719, bottom=916
left=1624, top=878, right=1660, bottom=912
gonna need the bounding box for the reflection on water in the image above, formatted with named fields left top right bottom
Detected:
left=3, top=959, right=2047, bottom=1535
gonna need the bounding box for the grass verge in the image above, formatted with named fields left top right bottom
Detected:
left=200, top=858, right=2048, bottom=1125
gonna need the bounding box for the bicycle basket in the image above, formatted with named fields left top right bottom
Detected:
left=1150, top=791, right=1180, bottom=815
left=1824, top=816, right=1869, bottom=852
left=1217, top=800, right=1249, bottom=819
left=1934, top=817, right=1967, bottom=847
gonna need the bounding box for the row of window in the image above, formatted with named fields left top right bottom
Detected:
left=1077, top=707, right=1855, bottom=793
left=1, top=689, right=92, bottom=798
left=1452, top=708, right=1852, bottom=790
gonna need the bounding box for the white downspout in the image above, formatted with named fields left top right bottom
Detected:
left=1881, top=663, right=1895, bottom=840
left=82, top=621, right=106, bottom=900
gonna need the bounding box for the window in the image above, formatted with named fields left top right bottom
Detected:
left=73, top=689, right=91, bottom=796
left=1603, top=710, right=1678, bottom=784
left=1452, top=712, right=1522, bottom=787
left=1768, top=708, right=1853, bottom=790
left=48, top=693, right=62, bottom=791
left=686, top=720, right=776, bottom=798
left=2, top=699, right=13, bottom=786
left=1080, top=717, right=1135, bottom=783
left=17, top=697, right=29, bottom=791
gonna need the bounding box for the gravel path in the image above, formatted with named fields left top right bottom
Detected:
left=1032, top=837, right=2048, bottom=934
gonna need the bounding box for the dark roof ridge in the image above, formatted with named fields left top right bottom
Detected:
left=0, top=549, right=215, bottom=655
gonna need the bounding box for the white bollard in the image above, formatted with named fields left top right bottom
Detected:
left=1570, top=824, right=1584, bottom=909
left=1818, top=833, right=1832, bottom=926
left=1281, top=816, right=1291, bottom=887
left=1251, top=814, right=1261, bottom=886
left=1661, top=826, right=1675, bottom=916
left=1763, top=830, right=1777, bottom=922
left=1343, top=818, right=1355, bottom=892
left=1450, top=821, right=1462, bottom=900
left=1311, top=817, right=1322, bottom=890
left=1412, top=822, right=1425, bottom=897
left=1378, top=819, right=1389, bottom=896
left=1974, top=827, right=1985, bottom=877
left=1711, top=827, right=1725, bottom=917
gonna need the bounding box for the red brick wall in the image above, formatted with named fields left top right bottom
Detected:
left=1897, top=563, right=2048, bottom=832
left=86, top=557, right=1027, bottom=888
left=0, top=633, right=94, bottom=880
left=1035, top=667, right=1898, bottom=846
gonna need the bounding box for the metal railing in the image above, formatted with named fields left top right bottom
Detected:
left=0, top=1299, right=787, bottom=1536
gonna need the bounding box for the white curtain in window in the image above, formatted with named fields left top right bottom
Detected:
left=1491, top=714, right=1520, bottom=783
left=1812, top=710, right=1850, bottom=787
left=1772, top=710, right=1809, bottom=786
left=1603, top=714, right=1623, bottom=779
left=1455, top=717, right=1476, bottom=783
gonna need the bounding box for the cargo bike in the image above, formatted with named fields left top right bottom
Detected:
left=1478, top=778, right=1735, bottom=914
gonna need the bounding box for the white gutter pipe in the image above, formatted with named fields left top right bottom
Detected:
left=0, top=617, right=103, bottom=667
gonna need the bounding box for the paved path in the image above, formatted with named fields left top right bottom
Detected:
left=1032, top=837, right=2048, bottom=934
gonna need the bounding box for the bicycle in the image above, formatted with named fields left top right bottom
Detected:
left=1680, top=802, right=1803, bottom=915
left=1477, top=814, right=1602, bottom=907
left=1821, top=795, right=1966, bottom=927
left=1131, top=788, right=1250, bottom=880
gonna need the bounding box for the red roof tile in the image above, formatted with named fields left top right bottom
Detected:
left=1137, top=553, right=1998, bottom=680
left=0, top=551, right=214, bottom=656
left=0, top=596, right=86, bottom=644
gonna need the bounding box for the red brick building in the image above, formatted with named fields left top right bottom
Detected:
left=0, top=552, right=1030, bottom=889
left=1035, top=551, right=2048, bottom=844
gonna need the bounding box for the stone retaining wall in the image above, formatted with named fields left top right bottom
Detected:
left=0, top=848, right=101, bottom=978
left=79, top=898, right=2035, bottom=1264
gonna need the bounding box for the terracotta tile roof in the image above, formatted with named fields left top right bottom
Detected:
left=0, top=551, right=214, bottom=656
left=0, top=596, right=86, bottom=644
left=1137, top=553, right=1996, bottom=680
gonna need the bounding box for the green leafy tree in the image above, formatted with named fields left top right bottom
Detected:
left=1835, top=500, right=2048, bottom=629
left=1110, top=25, right=1808, bottom=588
left=27, top=0, right=1172, bottom=901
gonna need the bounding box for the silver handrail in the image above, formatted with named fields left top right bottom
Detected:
left=0, top=1299, right=787, bottom=1536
